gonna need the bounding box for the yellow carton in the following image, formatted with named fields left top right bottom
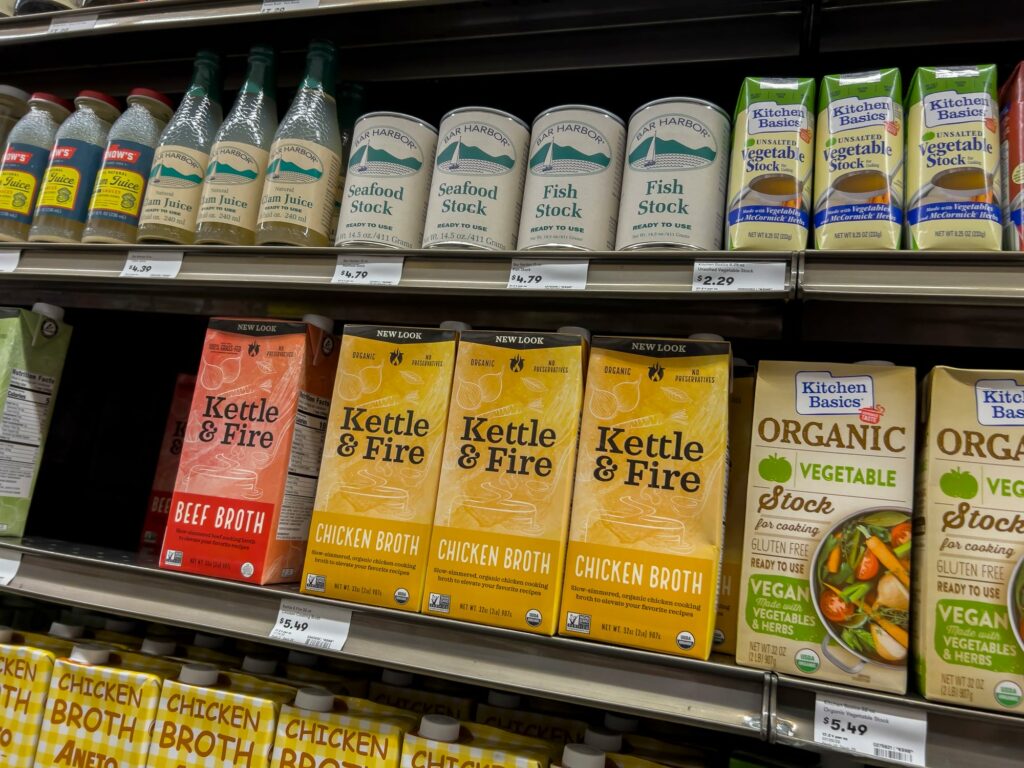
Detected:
left=271, top=687, right=416, bottom=768
left=559, top=336, right=731, bottom=659
left=368, top=671, right=474, bottom=719
left=33, top=644, right=162, bottom=768
left=281, top=650, right=370, bottom=697
left=475, top=690, right=587, bottom=745
left=0, top=628, right=56, bottom=767
left=147, top=664, right=284, bottom=768
left=423, top=330, right=585, bottom=634
left=303, top=324, right=458, bottom=611
left=401, top=715, right=551, bottom=768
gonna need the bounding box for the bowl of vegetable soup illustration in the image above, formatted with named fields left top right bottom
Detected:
left=811, top=507, right=912, bottom=671
left=1009, top=555, right=1024, bottom=654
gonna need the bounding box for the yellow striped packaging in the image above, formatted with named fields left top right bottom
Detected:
left=401, top=721, right=550, bottom=768
left=0, top=635, right=55, bottom=767
left=368, top=680, right=474, bottom=719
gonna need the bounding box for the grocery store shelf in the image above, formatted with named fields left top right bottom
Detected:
left=0, top=537, right=769, bottom=737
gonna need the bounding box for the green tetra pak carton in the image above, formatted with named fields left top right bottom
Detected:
left=0, top=303, right=71, bottom=536
left=727, top=77, right=816, bottom=251
left=813, top=69, right=904, bottom=250
left=905, top=64, right=1002, bottom=250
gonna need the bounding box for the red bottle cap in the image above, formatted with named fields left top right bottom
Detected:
left=30, top=92, right=74, bottom=113
left=127, top=88, right=174, bottom=110
left=75, top=90, right=121, bottom=112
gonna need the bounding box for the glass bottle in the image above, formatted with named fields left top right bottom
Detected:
left=29, top=90, right=122, bottom=243
left=13, top=0, right=74, bottom=13
left=327, top=81, right=365, bottom=244
left=137, top=51, right=223, bottom=244
left=0, top=85, right=30, bottom=148
left=194, top=46, right=277, bottom=246
left=82, top=88, right=174, bottom=244
left=0, top=92, right=72, bottom=243
left=255, top=40, right=341, bottom=247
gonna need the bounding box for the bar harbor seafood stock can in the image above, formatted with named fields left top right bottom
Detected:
left=422, top=106, right=530, bottom=250
left=336, top=111, right=437, bottom=249
left=616, top=97, right=731, bottom=250
left=517, top=104, right=626, bottom=251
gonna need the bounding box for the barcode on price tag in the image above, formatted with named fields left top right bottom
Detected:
left=261, top=0, right=319, bottom=11
left=691, top=260, right=786, bottom=293
left=507, top=258, right=589, bottom=291
left=332, top=254, right=404, bottom=286
left=269, top=598, right=351, bottom=652
left=48, top=14, right=98, bottom=34
left=120, top=250, right=184, bottom=279
left=814, top=694, right=926, bottom=765
left=0, top=250, right=20, bottom=273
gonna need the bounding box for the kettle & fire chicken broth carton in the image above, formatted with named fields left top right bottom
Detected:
left=736, top=361, right=916, bottom=692
left=422, top=330, right=585, bottom=635
left=160, top=316, right=338, bottom=584
left=302, top=325, right=458, bottom=611
left=916, top=367, right=1024, bottom=713
left=558, top=336, right=731, bottom=659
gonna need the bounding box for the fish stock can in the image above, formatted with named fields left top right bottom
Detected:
left=616, top=97, right=730, bottom=250
left=518, top=104, right=625, bottom=251
left=336, top=111, right=437, bottom=249
left=422, top=106, right=529, bottom=250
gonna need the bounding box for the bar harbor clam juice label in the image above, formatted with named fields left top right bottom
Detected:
left=422, top=331, right=584, bottom=634
left=0, top=627, right=55, bottom=766
left=160, top=316, right=338, bottom=585
left=302, top=325, right=457, bottom=610
left=33, top=645, right=162, bottom=768
left=559, top=337, right=730, bottom=659
left=736, top=361, right=916, bottom=693
left=813, top=69, right=904, bottom=250
left=916, top=368, right=1024, bottom=713
left=727, top=77, right=815, bottom=250
left=422, top=107, right=530, bottom=250
left=906, top=64, right=1001, bottom=250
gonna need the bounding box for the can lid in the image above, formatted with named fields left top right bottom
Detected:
left=303, top=314, right=334, bottom=334
left=854, top=360, right=894, bottom=366
left=357, top=111, right=438, bottom=134
left=603, top=713, right=639, bottom=733
left=487, top=690, right=521, bottom=709
left=178, top=662, right=220, bottom=686
left=104, top=617, right=137, bottom=633
left=32, top=303, right=64, bottom=322
left=70, top=644, right=110, bottom=666
left=532, top=104, right=625, bottom=128
left=583, top=727, right=622, bottom=753
left=0, top=627, right=12, bottom=643
left=561, top=744, right=606, bottom=768
left=49, top=621, right=84, bottom=640
left=287, top=649, right=318, bottom=667
left=30, top=92, right=73, bottom=116
left=440, top=106, right=529, bottom=132
left=382, top=669, right=413, bottom=686
left=439, top=320, right=472, bottom=331
left=242, top=655, right=277, bottom=675
left=557, top=326, right=591, bottom=341
left=0, top=85, right=30, bottom=105
left=629, top=96, right=730, bottom=124
left=419, top=714, right=460, bottom=742
left=141, top=637, right=177, bottom=656
left=295, top=686, right=335, bottom=712
left=75, top=90, right=121, bottom=113
left=688, top=332, right=724, bottom=341
left=193, top=632, right=225, bottom=649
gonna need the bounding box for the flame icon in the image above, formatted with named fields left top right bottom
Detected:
left=389, top=348, right=404, bottom=366
left=509, top=354, right=525, bottom=373
left=648, top=362, right=664, bottom=382
left=247, top=341, right=260, bottom=357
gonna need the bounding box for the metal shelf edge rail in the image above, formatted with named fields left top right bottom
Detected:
left=0, top=537, right=769, bottom=738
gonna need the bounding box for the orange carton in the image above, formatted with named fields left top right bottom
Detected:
left=161, top=316, right=339, bottom=584
left=302, top=324, right=458, bottom=610
left=422, top=330, right=585, bottom=634
left=0, top=627, right=57, bottom=767
left=140, top=374, right=196, bottom=555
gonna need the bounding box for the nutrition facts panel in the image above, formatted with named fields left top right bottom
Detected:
left=0, top=369, right=54, bottom=498
left=278, top=390, right=330, bottom=539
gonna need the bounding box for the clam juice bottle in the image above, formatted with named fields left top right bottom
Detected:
left=194, top=46, right=277, bottom=245
left=256, top=40, right=342, bottom=247
left=138, top=51, right=223, bottom=244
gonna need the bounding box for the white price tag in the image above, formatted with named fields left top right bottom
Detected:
left=331, top=255, right=403, bottom=286
left=48, top=13, right=98, bottom=34
left=269, top=598, right=351, bottom=652
left=507, top=258, right=589, bottom=291
left=120, top=251, right=184, bottom=280
left=0, top=551, right=21, bottom=587
left=0, top=250, right=20, bottom=273
left=261, top=0, right=319, bottom=12
left=691, top=261, right=786, bottom=293
left=814, top=694, right=926, bottom=766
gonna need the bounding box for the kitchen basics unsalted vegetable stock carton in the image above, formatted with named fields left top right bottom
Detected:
left=737, top=361, right=916, bottom=692
left=916, top=367, right=1024, bottom=713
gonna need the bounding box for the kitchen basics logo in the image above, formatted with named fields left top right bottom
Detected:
left=975, top=379, right=1024, bottom=426
left=795, top=371, right=874, bottom=415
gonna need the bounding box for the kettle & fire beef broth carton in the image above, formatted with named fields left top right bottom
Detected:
left=140, top=373, right=196, bottom=555
left=1000, top=62, right=1024, bottom=250
left=905, top=64, right=1002, bottom=250
left=302, top=324, right=458, bottom=611
left=813, top=69, right=904, bottom=250
left=160, top=316, right=338, bottom=584
left=916, top=367, right=1024, bottom=713
left=736, top=361, right=916, bottom=692
left=33, top=644, right=163, bottom=768
left=422, top=330, right=584, bottom=635
left=727, top=77, right=815, bottom=251
left=0, top=627, right=56, bottom=766
left=559, top=337, right=731, bottom=659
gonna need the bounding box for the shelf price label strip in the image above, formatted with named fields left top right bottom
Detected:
left=332, top=254, right=404, bottom=286
left=261, top=0, right=320, bottom=12
left=814, top=693, right=926, bottom=766
left=0, top=550, right=21, bottom=587
left=0, top=250, right=20, bottom=273
left=269, top=597, right=352, bottom=652
left=508, top=258, right=589, bottom=291
left=48, top=14, right=98, bottom=34
left=691, top=260, right=787, bottom=293
left=120, top=250, right=184, bottom=279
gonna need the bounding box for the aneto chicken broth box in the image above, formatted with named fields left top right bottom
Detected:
left=736, top=361, right=916, bottom=692
left=160, top=317, right=338, bottom=585
left=0, top=627, right=57, bottom=767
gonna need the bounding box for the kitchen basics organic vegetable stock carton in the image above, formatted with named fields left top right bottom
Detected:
left=737, top=361, right=916, bottom=692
